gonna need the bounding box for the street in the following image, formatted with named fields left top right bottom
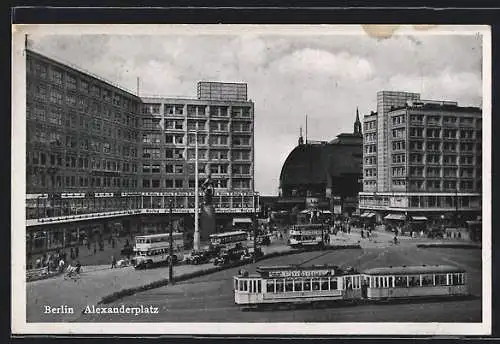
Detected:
left=75, top=245, right=482, bottom=322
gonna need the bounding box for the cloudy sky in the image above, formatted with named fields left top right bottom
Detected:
left=27, top=26, right=483, bottom=195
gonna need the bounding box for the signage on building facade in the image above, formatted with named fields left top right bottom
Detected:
left=334, top=205, right=342, bottom=215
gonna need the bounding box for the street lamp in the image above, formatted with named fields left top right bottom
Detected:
left=253, top=192, right=258, bottom=263
left=193, top=122, right=200, bottom=251
left=168, top=200, right=174, bottom=285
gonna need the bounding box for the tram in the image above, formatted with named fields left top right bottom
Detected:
left=233, top=264, right=469, bottom=310
left=287, top=224, right=328, bottom=248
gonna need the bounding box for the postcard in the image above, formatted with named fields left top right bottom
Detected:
left=12, top=23, right=491, bottom=335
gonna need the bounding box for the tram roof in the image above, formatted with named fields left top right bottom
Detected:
left=210, top=230, right=247, bottom=237
left=135, top=232, right=183, bottom=238
left=362, top=265, right=465, bottom=276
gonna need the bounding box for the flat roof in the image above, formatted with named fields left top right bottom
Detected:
left=135, top=233, right=183, bottom=238
left=362, top=265, right=465, bottom=275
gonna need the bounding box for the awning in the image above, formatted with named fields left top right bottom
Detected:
left=412, top=216, right=428, bottom=221
left=360, top=212, right=370, bottom=218
left=384, top=213, right=406, bottom=221
left=362, top=212, right=375, bottom=218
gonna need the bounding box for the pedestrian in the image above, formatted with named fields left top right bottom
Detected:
left=361, top=229, right=364, bottom=239
left=111, top=255, right=117, bottom=269
left=75, top=246, right=79, bottom=258
left=93, top=244, right=97, bottom=255
left=58, top=258, right=65, bottom=273
left=112, top=238, right=116, bottom=248
left=70, top=247, right=75, bottom=260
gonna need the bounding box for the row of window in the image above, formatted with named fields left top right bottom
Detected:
left=392, top=153, right=479, bottom=165
left=28, top=108, right=140, bottom=139
left=27, top=173, right=138, bottom=189
left=141, top=163, right=251, bottom=175
left=30, top=82, right=138, bottom=117
left=364, top=121, right=377, bottom=131
left=140, top=103, right=252, bottom=117
left=410, top=114, right=477, bottom=126
left=364, top=133, right=377, bottom=142
left=141, top=148, right=251, bottom=161
left=28, top=59, right=139, bottom=112
left=28, top=151, right=140, bottom=173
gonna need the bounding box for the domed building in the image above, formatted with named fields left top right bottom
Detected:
left=277, top=109, right=363, bottom=215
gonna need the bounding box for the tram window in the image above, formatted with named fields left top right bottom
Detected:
left=257, top=280, right=261, bottom=293
left=452, top=274, right=461, bottom=285
left=459, top=273, right=465, bottom=285
left=331, top=279, right=338, bottom=290
left=321, top=279, right=329, bottom=291
left=234, top=279, right=238, bottom=291
left=409, top=276, right=420, bottom=287
left=395, top=276, right=405, bottom=287
left=294, top=280, right=303, bottom=291
left=243, top=280, right=248, bottom=291
left=312, top=279, right=321, bottom=291
left=304, top=280, right=311, bottom=291
left=239, top=280, right=244, bottom=291
left=276, top=280, right=284, bottom=293
left=285, top=279, right=294, bottom=292
left=266, top=281, right=275, bottom=293
left=374, top=277, right=379, bottom=288
left=422, top=275, right=433, bottom=286
left=435, top=274, right=447, bottom=285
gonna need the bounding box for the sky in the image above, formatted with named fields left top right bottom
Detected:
left=27, top=26, right=483, bottom=195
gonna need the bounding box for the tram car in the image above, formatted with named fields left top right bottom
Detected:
left=233, top=264, right=469, bottom=310
left=287, top=224, right=328, bottom=249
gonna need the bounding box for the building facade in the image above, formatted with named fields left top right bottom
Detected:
left=25, top=49, right=258, bottom=255
left=277, top=110, right=363, bottom=215
left=359, top=92, right=482, bottom=225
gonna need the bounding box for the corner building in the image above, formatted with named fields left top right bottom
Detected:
left=359, top=91, right=482, bottom=225
left=25, top=49, right=258, bottom=256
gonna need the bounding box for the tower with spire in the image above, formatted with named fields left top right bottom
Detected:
left=354, top=106, right=362, bottom=136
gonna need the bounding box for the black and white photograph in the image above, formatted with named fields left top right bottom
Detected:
left=11, top=24, right=491, bottom=335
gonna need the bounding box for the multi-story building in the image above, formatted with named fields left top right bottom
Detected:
left=25, top=49, right=258, bottom=256
left=359, top=92, right=482, bottom=225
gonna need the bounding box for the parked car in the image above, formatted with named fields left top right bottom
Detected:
left=185, top=250, right=211, bottom=265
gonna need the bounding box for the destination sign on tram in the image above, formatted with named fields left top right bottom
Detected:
left=267, top=269, right=335, bottom=278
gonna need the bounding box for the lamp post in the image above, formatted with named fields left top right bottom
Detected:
left=253, top=192, right=258, bottom=263
left=168, top=200, right=174, bottom=285
left=193, top=122, right=200, bottom=251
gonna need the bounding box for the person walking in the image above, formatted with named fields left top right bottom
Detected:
left=111, top=255, right=117, bottom=269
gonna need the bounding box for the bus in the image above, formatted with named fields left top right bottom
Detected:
left=233, top=264, right=469, bottom=310
left=132, top=232, right=184, bottom=269
left=210, top=231, right=248, bottom=250
left=287, top=224, right=328, bottom=248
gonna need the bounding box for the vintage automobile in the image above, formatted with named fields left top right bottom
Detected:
left=185, top=250, right=211, bottom=265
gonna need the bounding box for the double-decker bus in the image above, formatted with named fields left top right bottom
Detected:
left=287, top=224, right=328, bottom=248
left=132, top=232, right=184, bottom=269
left=209, top=230, right=248, bottom=250
left=233, top=264, right=469, bottom=310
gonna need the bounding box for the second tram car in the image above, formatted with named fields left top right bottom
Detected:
left=233, top=264, right=469, bottom=310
